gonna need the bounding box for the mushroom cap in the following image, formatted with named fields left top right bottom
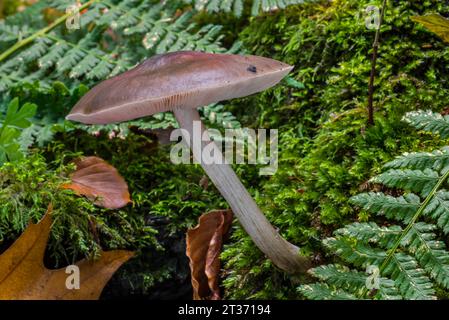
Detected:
left=66, top=51, right=293, bottom=124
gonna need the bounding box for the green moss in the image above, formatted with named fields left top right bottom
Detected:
left=44, top=129, right=227, bottom=296
left=222, top=0, right=449, bottom=299
left=0, top=125, right=229, bottom=296
left=0, top=152, right=158, bottom=266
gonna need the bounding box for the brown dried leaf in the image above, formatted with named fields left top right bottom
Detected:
left=186, top=210, right=233, bottom=300
left=62, top=156, right=131, bottom=209
left=0, top=204, right=133, bottom=300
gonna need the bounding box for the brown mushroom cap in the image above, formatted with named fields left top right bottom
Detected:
left=66, top=51, right=293, bottom=124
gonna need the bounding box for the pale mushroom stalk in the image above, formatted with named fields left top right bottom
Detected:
left=67, top=51, right=311, bottom=273
left=174, top=107, right=309, bottom=273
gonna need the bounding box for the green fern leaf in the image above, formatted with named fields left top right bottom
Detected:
left=403, top=223, right=449, bottom=289
left=384, top=253, right=436, bottom=300
left=385, top=147, right=449, bottom=172
left=335, top=222, right=402, bottom=248
left=307, top=264, right=401, bottom=300
left=324, top=237, right=386, bottom=267
left=404, top=110, right=449, bottom=138
left=185, top=0, right=310, bottom=17
left=372, top=169, right=439, bottom=197
left=298, top=283, right=357, bottom=300
left=350, top=192, right=419, bottom=223
left=424, top=191, right=449, bottom=234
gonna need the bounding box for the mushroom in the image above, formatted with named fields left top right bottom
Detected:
left=66, top=51, right=311, bottom=273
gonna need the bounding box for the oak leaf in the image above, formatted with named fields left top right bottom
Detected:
left=186, top=210, right=233, bottom=300
left=62, top=156, right=131, bottom=209
left=0, top=205, right=133, bottom=300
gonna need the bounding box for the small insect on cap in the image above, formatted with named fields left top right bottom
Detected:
left=66, top=51, right=294, bottom=125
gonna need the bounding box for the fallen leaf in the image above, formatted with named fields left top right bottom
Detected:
left=186, top=210, right=233, bottom=300
left=0, top=204, right=133, bottom=300
left=412, top=14, right=449, bottom=43
left=62, top=156, right=131, bottom=209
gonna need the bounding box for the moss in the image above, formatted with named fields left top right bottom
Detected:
left=44, top=129, right=227, bottom=296
left=0, top=152, right=158, bottom=266
left=0, top=125, right=229, bottom=296
left=222, top=0, right=449, bottom=299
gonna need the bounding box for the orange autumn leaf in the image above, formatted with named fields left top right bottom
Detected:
left=186, top=210, right=233, bottom=300
left=62, top=156, right=131, bottom=209
left=0, top=204, right=133, bottom=300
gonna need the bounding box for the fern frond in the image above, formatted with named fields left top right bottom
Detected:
left=306, top=264, right=401, bottom=300
left=324, top=237, right=386, bottom=267
left=202, top=104, right=242, bottom=129
left=0, top=0, right=232, bottom=93
left=0, top=22, right=34, bottom=43
left=324, top=232, right=436, bottom=299
left=335, top=222, right=402, bottom=248
left=185, top=0, right=310, bottom=17
left=350, top=193, right=419, bottom=223
left=0, top=0, right=242, bottom=136
left=298, top=283, right=357, bottom=300
left=312, top=112, right=449, bottom=300
left=424, top=191, right=449, bottom=234
left=404, top=110, right=449, bottom=138
left=384, top=253, right=436, bottom=300
left=385, top=147, right=449, bottom=172
left=372, top=169, right=439, bottom=197
left=403, top=223, right=449, bottom=289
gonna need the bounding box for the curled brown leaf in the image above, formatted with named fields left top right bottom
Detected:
left=186, top=210, right=233, bottom=300
left=62, top=156, right=131, bottom=209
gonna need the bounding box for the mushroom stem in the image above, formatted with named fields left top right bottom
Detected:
left=173, top=107, right=311, bottom=274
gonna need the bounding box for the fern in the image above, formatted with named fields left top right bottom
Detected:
left=0, top=0, right=237, bottom=93
left=385, top=148, right=449, bottom=172
left=0, top=0, right=245, bottom=142
left=299, top=283, right=358, bottom=300
left=372, top=169, right=439, bottom=197
left=202, top=104, right=242, bottom=129
left=404, top=110, right=449, bottom=138
left=300, top=110, right=449, bottom=300
left=350, top=193, right=419, bottom=223
left=184, top=0, right=310, bottom=17
left=299, top=264, right=401, bottom=300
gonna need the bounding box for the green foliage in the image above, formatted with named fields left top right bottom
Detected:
left=299, top=264, right=401, bottom=300
left=222, top=0, right=449, bottom=299
left=0, top=98, right=37, bottom=164
left=5, top=0, right=449, bottom=300
left=299, top=111, right=449, bottom=300
left=0, top=152, right=158, bottom=265
left=0, top=0, right=236, bottom=93
left=42, top=128, right=227, bottom=295
left=184, top=0, right=310, bottom=17
left=404, top=111, right=449, bottom=139
left=0, top=0, right=245, bottom=144
left=0, top=0, right=301, bottom=298
left=0, top=0, right=25, bottom=18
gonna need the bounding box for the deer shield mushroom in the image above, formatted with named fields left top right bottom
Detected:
left=66, top=51, right=310, bottom=273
